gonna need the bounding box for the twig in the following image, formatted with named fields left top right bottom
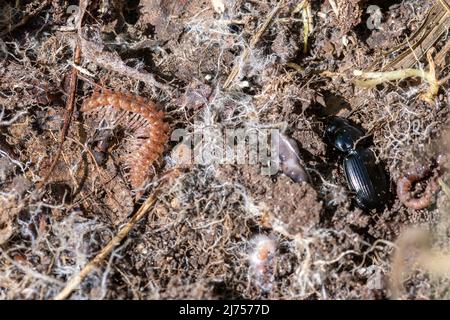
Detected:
left=223, top=0, right=286, bottom=89
left=369, top=0, right=450, bottom=71
left=53, top=191, right=159, bottom=300
left=36, top=1, right=87, bottom=189
left=37, top=42, right=81, bottom=189
left=80, top=38, right=172, bottom=92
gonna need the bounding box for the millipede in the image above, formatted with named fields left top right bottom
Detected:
left=81, top=89, right=170, bottom=190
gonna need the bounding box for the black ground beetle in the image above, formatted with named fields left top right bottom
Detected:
left=325, top=117, right=389, bottom=210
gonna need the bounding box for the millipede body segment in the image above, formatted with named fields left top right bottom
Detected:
left=81, top=90, right=170, bottom=189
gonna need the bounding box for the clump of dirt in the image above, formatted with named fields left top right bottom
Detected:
left=0, top=0, right=449, bottom=300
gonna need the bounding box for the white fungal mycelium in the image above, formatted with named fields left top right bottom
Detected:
left=248, top=235, right=277, bottom=292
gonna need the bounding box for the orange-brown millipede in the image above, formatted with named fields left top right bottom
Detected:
left=81, top=89, right=170, bottom=190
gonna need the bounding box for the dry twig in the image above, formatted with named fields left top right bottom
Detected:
left=37, top=1, right=87, bottom=189
left=0, top=1, right=50, bottom=37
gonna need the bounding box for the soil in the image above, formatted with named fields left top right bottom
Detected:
left=0, top=0, right=450, bottom=299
